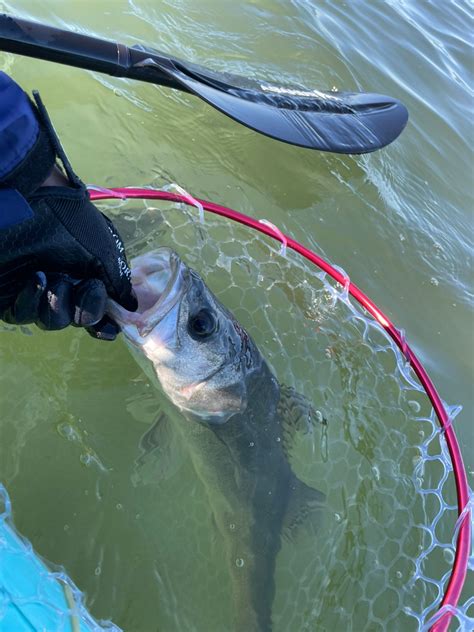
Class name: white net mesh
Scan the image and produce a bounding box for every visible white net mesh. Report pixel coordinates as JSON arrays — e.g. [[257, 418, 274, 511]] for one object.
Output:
[[108, 192, 472, 631]]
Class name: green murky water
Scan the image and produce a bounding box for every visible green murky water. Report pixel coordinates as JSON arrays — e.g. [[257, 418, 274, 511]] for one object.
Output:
[[0, 1, 472, 631]]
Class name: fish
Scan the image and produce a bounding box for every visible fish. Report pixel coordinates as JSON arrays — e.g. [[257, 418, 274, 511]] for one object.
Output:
[[108, 248, 325, 632]]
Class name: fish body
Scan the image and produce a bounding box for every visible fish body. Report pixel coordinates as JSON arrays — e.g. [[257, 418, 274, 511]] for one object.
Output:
[[108, 249, 324, 631]]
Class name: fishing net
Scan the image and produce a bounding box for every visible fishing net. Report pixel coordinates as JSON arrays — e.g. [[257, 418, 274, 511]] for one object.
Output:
[[0, 486, 118, 631], [90, 186, 471, 632], [0, 186, 470, 632]]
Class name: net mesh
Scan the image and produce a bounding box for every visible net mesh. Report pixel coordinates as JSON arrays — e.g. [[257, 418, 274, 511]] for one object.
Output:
[[0, 190, 471, 632], [108, 192, 472, 631]]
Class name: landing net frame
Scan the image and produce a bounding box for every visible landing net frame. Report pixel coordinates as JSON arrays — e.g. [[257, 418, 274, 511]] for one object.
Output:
[[89, 185, 471, 632]]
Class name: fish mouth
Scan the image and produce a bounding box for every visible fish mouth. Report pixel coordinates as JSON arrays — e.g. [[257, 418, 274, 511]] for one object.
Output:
[[107, 248, 188, 340]]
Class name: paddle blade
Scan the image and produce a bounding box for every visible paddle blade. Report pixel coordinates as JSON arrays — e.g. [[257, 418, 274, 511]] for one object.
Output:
[[138, 54, 408, 154]]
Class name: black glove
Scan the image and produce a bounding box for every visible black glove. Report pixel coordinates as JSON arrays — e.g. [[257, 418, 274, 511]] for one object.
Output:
[[0, 90, 137, 340], [0, 184, 137, 339]]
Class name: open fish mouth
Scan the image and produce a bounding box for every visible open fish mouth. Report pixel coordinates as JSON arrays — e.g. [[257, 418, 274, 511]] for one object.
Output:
[[107, 248, 188, 340]]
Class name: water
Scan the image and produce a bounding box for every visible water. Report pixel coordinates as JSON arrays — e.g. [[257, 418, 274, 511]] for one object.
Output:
[[0, 1, 472, 630]]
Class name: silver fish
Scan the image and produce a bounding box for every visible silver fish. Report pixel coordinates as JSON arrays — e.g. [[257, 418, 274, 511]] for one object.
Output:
[[108, 248, 325, 632]]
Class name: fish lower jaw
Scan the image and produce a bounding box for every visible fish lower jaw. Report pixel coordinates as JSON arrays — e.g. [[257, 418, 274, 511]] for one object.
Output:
[[120, 323, 149, 347]]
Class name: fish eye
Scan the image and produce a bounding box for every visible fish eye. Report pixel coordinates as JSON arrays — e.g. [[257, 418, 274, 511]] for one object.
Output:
[[188, 309, 217, 340]]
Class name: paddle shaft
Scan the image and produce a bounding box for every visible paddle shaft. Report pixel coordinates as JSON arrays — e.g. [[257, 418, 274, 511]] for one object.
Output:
[[0, 14, 189, 92]]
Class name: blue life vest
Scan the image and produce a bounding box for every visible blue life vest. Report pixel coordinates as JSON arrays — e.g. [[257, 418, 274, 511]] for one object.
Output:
[[0, 71, 39, 180], [0, 72, 39, 227]]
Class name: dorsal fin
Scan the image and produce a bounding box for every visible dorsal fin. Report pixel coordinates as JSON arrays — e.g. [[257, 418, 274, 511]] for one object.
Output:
[[277, 384, 328, 459], [277, 385, 327, 540]]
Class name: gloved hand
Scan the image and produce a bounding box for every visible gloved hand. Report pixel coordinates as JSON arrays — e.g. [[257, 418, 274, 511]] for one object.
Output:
[[0, 185, 137, 340], [0, 84, 136, 340]]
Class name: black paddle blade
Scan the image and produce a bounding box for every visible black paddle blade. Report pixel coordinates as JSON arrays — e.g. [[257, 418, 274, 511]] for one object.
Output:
[[143, 55, 409, 154]]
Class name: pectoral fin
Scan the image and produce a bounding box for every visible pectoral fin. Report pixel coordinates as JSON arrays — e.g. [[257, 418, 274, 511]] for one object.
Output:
[[132, 412, 183, 486], [283, 474, 326, 541]]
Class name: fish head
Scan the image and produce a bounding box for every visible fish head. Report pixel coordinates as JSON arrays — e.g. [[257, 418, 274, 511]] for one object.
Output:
[[108, 248, 262, 423]]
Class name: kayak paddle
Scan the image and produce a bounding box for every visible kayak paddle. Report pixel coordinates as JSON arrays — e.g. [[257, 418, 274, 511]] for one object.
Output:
[[0, 14, 408, 154]]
